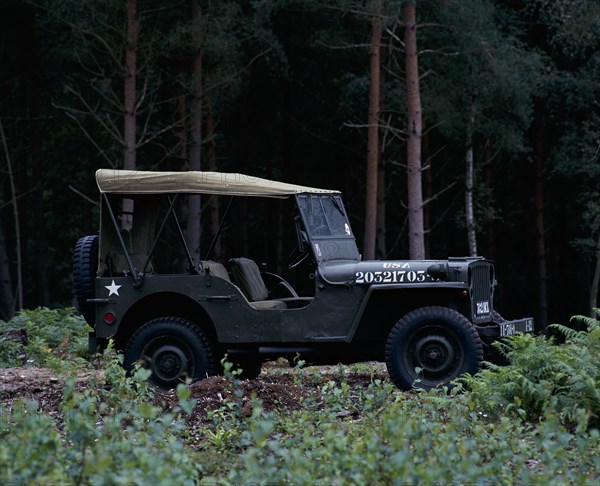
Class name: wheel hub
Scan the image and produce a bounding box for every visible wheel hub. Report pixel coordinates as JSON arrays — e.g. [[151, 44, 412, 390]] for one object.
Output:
[[151, 345, 189, 382], [414, 335, 456, 374], [426, 346, 442, 361]]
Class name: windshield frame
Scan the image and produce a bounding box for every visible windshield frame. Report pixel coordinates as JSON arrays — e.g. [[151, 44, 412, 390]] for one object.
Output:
[[295, 194, 360, 263]]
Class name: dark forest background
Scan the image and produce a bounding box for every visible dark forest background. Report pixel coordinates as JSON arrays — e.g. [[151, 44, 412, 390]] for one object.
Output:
[[1, 0, 599, 329]]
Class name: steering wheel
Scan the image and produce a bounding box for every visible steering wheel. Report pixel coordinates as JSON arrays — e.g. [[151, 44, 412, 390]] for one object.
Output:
[[287, 245, 311, 270]]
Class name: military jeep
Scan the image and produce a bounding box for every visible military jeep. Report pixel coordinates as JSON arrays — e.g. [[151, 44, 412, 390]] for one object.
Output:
[[73, 169, 534, 390]]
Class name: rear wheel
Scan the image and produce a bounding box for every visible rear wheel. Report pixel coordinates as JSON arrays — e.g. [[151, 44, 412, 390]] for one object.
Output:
[[72, 235, 98, 325], [385, 306, 483, 390], [124, 317, 217, 389]]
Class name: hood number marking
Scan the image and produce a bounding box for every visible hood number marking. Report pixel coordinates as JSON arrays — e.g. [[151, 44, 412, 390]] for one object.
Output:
[[355, 270, 426, 284]]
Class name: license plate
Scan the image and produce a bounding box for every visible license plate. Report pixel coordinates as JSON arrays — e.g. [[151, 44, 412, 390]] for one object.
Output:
[[500, 318, 534, 337]]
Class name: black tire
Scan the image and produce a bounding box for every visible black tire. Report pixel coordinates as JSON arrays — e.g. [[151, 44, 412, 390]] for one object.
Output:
[[72, 235, 99, 325], [385, 306, 483, 390], [124, 317, 217, 389]]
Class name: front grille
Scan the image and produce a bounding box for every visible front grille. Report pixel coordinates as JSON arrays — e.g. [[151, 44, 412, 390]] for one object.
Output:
[[469, 262, 494, 323]]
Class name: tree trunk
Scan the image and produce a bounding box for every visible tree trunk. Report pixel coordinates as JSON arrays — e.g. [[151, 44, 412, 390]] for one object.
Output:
[[0, 118, 22, 312], [124, 0, 138, 170], [465, 99, 477, 257], [590, 233, 600, 316], [465, 144, 477, 256], [376, 39, 388, 260], [176, 79, 188, 169], [205, 100, 222, 260], [533, 100, 548, 330], [167, 84, 189, 272], [277, 80, 293, 274], [122, 0, 138, 231], [30, 60, 49, 306], [187, 1, 203, 265], [483, 137, 496, 260], [364, 11, 382, 261], [0, 221, 15, 321], [422, 129, 431, 258], [376, 153, 387, 259], [404, 1, 425, 259]]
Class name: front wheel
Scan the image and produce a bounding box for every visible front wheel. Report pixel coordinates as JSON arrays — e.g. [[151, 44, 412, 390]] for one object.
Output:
[[124, 317, 217, 389], [385, 306, 483, 390]]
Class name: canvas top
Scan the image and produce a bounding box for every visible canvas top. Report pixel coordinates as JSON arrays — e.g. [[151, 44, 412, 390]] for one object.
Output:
[[95, 169, 340, 197]]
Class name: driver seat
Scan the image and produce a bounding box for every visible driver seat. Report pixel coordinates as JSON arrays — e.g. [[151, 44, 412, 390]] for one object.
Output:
[[229, 258, 287, 310]]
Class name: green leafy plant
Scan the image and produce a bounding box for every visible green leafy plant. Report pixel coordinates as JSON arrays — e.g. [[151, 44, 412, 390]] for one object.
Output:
[[0, 307, 89, 370], [0, 330, 26, 367], [0, 346, 201, 484], [0, 399, 68, 483], [2, 311, 600, 484], [201, 356, 248, 454], [463, 314, 600, 429], [228, 380, 599, 485]]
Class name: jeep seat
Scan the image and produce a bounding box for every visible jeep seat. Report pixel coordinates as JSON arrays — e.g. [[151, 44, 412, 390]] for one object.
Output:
[[201, 261, 231, 281], [229, 258, 287, 310]]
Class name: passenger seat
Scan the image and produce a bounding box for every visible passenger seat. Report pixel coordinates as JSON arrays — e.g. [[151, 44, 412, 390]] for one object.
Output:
[[229, 258, 287, 310]]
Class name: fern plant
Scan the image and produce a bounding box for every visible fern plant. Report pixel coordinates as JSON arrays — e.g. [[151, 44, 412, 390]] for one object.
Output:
[[570, 307, 600, 331], [0, 307, 89, 370], [463, 317, 600, 429]]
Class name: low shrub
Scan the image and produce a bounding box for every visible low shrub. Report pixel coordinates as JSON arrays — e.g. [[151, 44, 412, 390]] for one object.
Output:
[[227, 385, 599, 485], [1, 310, 599, 484], [463, 310, 600, 429], [0, 307, 89, 370], [0, 346, 200, 484]]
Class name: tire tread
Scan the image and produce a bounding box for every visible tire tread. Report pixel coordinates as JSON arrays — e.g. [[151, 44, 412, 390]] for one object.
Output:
[[385, 306, 483, 390], [72, 235, 99, 324], [124, 317, 218, 387]]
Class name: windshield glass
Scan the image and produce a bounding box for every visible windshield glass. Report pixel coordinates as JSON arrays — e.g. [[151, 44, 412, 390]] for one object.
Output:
[[297, 195, 353, 238]]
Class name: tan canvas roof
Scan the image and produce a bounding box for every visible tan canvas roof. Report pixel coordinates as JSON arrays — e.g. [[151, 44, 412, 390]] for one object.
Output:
[[96, 169, 339, 197]]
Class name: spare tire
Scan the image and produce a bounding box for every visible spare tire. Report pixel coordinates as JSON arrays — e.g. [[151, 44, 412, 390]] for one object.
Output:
[[73, 235, 98, 325]]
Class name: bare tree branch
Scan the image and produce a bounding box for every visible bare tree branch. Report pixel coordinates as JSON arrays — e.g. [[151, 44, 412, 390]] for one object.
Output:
[[59, 86, 123, 142], [54, 109, 116, 166], [204, 48, 273, 97], [422, 181, 457, 206], [0, 118, 22, 311], [69, 185, 100, 206]]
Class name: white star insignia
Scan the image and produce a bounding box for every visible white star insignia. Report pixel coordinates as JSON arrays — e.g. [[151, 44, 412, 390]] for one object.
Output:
[[105, 280, 122, 297]]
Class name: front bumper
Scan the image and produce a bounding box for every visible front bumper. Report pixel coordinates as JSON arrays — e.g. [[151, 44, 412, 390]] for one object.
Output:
[[498, 317, 535, 337], [476, 317, 535, 342]]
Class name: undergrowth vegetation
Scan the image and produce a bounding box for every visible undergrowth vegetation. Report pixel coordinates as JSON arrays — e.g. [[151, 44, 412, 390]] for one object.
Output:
[[464, 314, 600, 430], [0, 307, 89, 370], [1, 308, 599, 484]]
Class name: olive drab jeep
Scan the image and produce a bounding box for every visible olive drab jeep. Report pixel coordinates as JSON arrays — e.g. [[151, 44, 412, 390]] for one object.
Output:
[[73, 169, 534, 390]]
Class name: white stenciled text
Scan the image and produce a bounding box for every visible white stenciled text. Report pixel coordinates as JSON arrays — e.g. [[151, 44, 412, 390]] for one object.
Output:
[[355, 270, 427, 284]]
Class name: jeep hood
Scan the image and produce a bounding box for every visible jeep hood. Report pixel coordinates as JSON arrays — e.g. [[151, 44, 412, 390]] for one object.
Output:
[[320, 259, 487, 286]]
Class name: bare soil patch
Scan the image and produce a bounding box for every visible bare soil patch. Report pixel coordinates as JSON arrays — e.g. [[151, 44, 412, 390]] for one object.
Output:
[[0, 361, 390, 432]]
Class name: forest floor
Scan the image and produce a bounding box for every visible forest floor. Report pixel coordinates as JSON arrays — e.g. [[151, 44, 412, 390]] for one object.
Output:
[[0, 360, 392, 449]]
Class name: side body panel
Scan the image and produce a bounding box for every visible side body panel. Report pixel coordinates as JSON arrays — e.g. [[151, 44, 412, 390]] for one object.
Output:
[[94, 273, 368, 344]]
